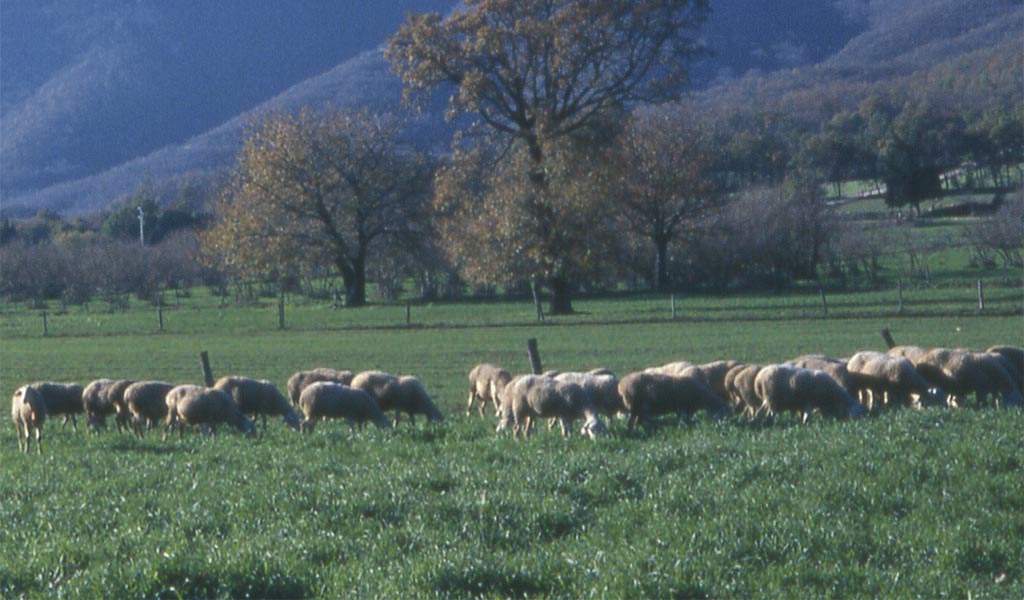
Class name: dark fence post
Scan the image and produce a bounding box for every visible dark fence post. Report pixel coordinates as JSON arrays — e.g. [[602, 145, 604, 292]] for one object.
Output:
[[42, 312, 48, 337], [200, 351, 215, 387], [671, 294, 676, 319], [406, 302, 411, 326], [526, 338, 543, 374], [897, 279, 904, 314], [881, 328, 896, 349], [158, 298, 164, 332], [977, 279, 984, 312], [531, 281, 544, 323], [278, 292, 285, 330], [819, 288, 828, 316]]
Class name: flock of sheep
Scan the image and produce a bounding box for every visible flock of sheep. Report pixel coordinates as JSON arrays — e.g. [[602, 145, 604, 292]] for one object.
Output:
[[9, 343, 1023, 454]]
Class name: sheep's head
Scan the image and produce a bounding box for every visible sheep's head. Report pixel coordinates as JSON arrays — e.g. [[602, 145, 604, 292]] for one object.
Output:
[[283, 411, 301, 432], [849, 401, 868, 419]]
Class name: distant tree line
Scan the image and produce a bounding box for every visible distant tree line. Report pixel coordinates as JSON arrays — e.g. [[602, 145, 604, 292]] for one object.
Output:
[[1, 2, 1020, 309]]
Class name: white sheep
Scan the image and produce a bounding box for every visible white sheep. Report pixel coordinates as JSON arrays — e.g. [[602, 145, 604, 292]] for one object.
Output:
[[214, 376, 301, 431], [696, 360, 744, 402], [298, 382, 392, 432], [755, 365, 865, 424], [497, 374, 606, 439], [350, 371, 445, 425], [11, 385, 46, 454], [123, 381, 175, 438], [28, 382, 83, 430], [552, 370, 625, 418], [785, 355, 856, 398], [466, 363, 513, 417], [618, 370, 730, 430], [724, 363, 763, 418], [933, 350, 1022, 408], [82, 378, 136, 432], [162, 385, 255, 441], [846, 351, 938, 410], [287, 368, 355, 406]]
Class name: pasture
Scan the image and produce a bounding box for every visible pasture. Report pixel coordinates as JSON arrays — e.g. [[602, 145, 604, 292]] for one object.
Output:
[[1, 292, 1022, 598]]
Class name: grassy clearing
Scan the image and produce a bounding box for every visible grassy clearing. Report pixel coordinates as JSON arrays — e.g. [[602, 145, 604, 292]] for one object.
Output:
[[0, 294, 1022, 597]]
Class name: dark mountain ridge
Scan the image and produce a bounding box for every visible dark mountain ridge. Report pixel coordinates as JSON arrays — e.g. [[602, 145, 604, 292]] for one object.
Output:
[[1, 0, 1019, 217]]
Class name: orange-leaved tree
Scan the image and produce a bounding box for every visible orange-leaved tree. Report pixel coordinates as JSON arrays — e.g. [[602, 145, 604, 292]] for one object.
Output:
[[386, 0, 709, 313], [200, 108, 432, 306]]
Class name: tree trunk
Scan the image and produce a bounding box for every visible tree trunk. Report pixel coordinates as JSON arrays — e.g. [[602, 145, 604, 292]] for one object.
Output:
[[336, 255, 367, 307], [653, 235, 670, 292], [547, 276, 574, 315]]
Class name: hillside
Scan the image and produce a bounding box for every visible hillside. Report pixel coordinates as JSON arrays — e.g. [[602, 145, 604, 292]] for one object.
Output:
[[1, 0, 1021, 217]]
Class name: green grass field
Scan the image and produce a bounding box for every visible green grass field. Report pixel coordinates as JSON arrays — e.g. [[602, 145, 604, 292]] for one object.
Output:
[[1, 293, 1022, 598]]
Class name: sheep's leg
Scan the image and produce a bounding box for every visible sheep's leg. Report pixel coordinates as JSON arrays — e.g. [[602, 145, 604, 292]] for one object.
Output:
[[558, 418, 570, 437], [466, 391, 478, 416], [34, 426, 42, 454], [17, 423, 26, 453]]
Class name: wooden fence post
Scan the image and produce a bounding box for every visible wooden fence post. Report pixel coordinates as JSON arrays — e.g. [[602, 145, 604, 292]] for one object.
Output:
[[42, 312, 48, 337], [977, 279, 984, 312], [819, 289, 828, 316], [199, 351, 214, 387], [526, 338, 543, 375], [158, 299, 164, 332], [897, 279, 904, 314], [278, 292, 285, 330], [405, 302, 411, 326], [531, 282, 544, 322], [671, 294, 677, 319], [881, 328, 896, 349]]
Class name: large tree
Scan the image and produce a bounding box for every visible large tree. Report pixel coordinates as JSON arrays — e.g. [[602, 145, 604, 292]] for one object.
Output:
[[386, 0, 709, 313], [200, 108, 431, 307], [614, 105, 718, 291]]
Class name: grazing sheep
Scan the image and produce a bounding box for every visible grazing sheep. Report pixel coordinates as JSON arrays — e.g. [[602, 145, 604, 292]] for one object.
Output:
[[552, 370, 625, 418], [82, 378, 136, 432], [618, 371, 730, 431], [644, 361, 696, 377], [287, 368, 355, 406], [11, 385, 45, 454], [986, 345, 1024, 390], [214, 376, 301, 431], [350, 371, 445, 425], [298, 382, 392, 432], [846, 351, 939, 410], [755, 365, 865, 424], [497, 375, 606, 439], [785, 356, 856, 397], [725, 363, 763, 417], [696, 360, 744, 402], [936, 350, 1022, 408], [162, 385, 255, 441], [466, 363, 512, 417], [124, 381, 175, 438], [28, 382, 83, 430]]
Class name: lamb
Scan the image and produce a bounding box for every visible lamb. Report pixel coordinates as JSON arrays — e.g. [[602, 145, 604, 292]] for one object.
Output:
[[618, 370, 730, 431], [846, 351, 939, 410], [162, 385, 255, 441], [298, 382, 392, 432], [287, 368, 355, 406], [724, 363, 763, 417], [82, 378, 136, 432], [214, 376, 301, 431], [350, 371, 445, 425], [755, 365, 865, 424], [123, 381, 175, 438], [497, 375, 607, 439], [466, 363, 512, 417], [552, 370, 626, 418], [27, 382, 83, 429], [11, 385, 46, 454]]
